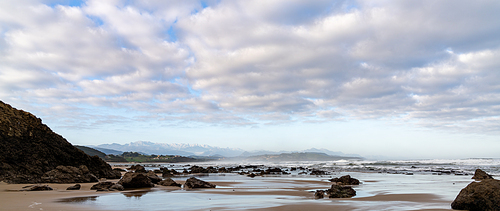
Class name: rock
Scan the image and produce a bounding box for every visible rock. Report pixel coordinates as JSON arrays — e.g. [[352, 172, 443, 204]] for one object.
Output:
[[118, 172, 154, 188], [146, 171, 162, 184], [330, 175, 360, 185], [109, 184, 124, 191], [184, 177, 216, 188], [310, 169, 328, 175], [41, 165, 98, 183], [261, 167, 289, 175], [91, 181, 115, 190], [472, 169, 494, 181], [158, 178, 181, 187], [22, 184, 53, 191], [66, 184, 81, 190], [0, 101, 121, 183], [161, 168, 178, 177], [451, 179, 500, 211], [314, 190, 325, 199], [127, 165, 147, 173], [326, 184, 356, 198]]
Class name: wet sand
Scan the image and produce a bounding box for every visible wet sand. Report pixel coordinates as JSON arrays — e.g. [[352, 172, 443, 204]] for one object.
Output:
[[0, 173, 458, 211]]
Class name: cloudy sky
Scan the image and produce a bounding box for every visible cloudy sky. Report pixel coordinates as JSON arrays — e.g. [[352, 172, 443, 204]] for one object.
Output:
[[1, 0, 500, 159]]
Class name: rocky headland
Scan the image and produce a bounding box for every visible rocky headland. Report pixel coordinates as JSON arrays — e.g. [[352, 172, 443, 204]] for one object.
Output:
[[0, 101, 120, 183]]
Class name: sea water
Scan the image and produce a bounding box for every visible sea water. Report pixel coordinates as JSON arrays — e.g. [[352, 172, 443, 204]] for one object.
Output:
[[58, 158, 499, 210]]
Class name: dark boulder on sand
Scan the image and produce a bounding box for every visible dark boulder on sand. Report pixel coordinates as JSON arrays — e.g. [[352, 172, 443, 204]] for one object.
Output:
[[128, 165, 147, 173], [0, 101, 121, 183], [314, 190, 325, 199], [451, 178, 500, 211], [329, 175, 360, 185], [184, 177, 216, 188], [118, 172, 154, 188], [22, 184, 53, 191], [158, 178, 181, 187], [91, 181, 115, 190], [66, 184, 81, 190], [41, 165, 99, 183], [326, 184, 356, 198], [472, 169, 494, 181], [146, 171, 162, 184]]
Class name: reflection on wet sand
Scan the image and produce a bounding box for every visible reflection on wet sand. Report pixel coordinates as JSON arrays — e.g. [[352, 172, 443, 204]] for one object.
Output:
[[123, 190, 150, 198], [58, 196, 98, 203]]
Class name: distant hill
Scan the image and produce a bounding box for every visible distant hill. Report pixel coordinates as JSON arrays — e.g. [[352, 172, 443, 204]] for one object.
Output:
[[301, 148, 362, 158], [238, 149, 361, 158], [246, 152, 363, 162], [94, 141, 244, 157], [91, 147, 123, 155], [75, 145, 106, 159]]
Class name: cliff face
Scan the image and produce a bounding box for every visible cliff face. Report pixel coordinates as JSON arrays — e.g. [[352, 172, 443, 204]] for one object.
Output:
[[0, 101, 120, 183]]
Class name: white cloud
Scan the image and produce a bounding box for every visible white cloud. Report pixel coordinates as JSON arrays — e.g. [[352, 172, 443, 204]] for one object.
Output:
[[1, 0, 500, 135]]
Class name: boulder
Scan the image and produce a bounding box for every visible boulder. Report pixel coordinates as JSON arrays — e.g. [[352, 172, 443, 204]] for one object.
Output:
[[184, 177, 216, 188], [91, 181, 115, 190], [66, 184, 81, 190], [330, 175, 360, 185], [326, 184, 356, 198], [158, 178, 181, 187], [146, 171, 162, 184], [472, 169, 494, 181], [41, 165, 98, 183], [132, 165, 147, 173], [109, 184, 124, 191], [22, 184, 53, 191], [0, 101, 121, 183], [451, 179, 500, 211], [314, 190, 325, 199], [118, 172, 154, 188], [161, 168, 178, 177]]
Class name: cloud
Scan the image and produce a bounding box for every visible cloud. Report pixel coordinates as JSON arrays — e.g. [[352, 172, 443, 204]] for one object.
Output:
[[1, 0, 500, 135]]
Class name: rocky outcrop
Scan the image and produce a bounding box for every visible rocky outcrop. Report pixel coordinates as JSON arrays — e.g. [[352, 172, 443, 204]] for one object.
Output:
[[41, 165, 98, 183], [451, 179, 500, 211], [326, 184, 356, 198], [91, 181, 115, 190], [161, 168, 179, 177], [66, 184, 81, 190], [0, 101, 121, 183], [314, 190, 325, 199], [146, 171, 162, 184], [109, 184, 124, 191], [118, 172, 154, 188], [471, 169, 494, 181], [158, 178, 181, 187], [184, 177, 216, 188], [330, 175, 360, 185], [90, 181, 124, 191], [128, 165, 146, 173]]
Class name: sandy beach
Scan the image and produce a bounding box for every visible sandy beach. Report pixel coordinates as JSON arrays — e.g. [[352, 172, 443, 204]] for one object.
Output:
[[0, 170, 464, 211]]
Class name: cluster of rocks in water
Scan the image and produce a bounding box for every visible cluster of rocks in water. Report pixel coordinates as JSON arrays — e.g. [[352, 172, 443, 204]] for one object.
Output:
[[315, 175, 360, 199], [155, 164, 331, 178]]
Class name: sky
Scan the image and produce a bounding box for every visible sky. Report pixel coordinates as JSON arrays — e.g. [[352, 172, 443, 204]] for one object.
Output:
[[1, 0, 500, 159]]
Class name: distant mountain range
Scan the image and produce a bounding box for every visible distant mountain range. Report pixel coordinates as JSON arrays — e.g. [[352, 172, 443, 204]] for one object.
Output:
[[90, 141, 362, 159], [245, 152, 362, 161], [92, 141, 244, 157]]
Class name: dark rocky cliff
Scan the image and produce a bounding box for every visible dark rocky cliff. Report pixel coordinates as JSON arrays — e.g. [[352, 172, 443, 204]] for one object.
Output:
[[0, 101, 120, 183]]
